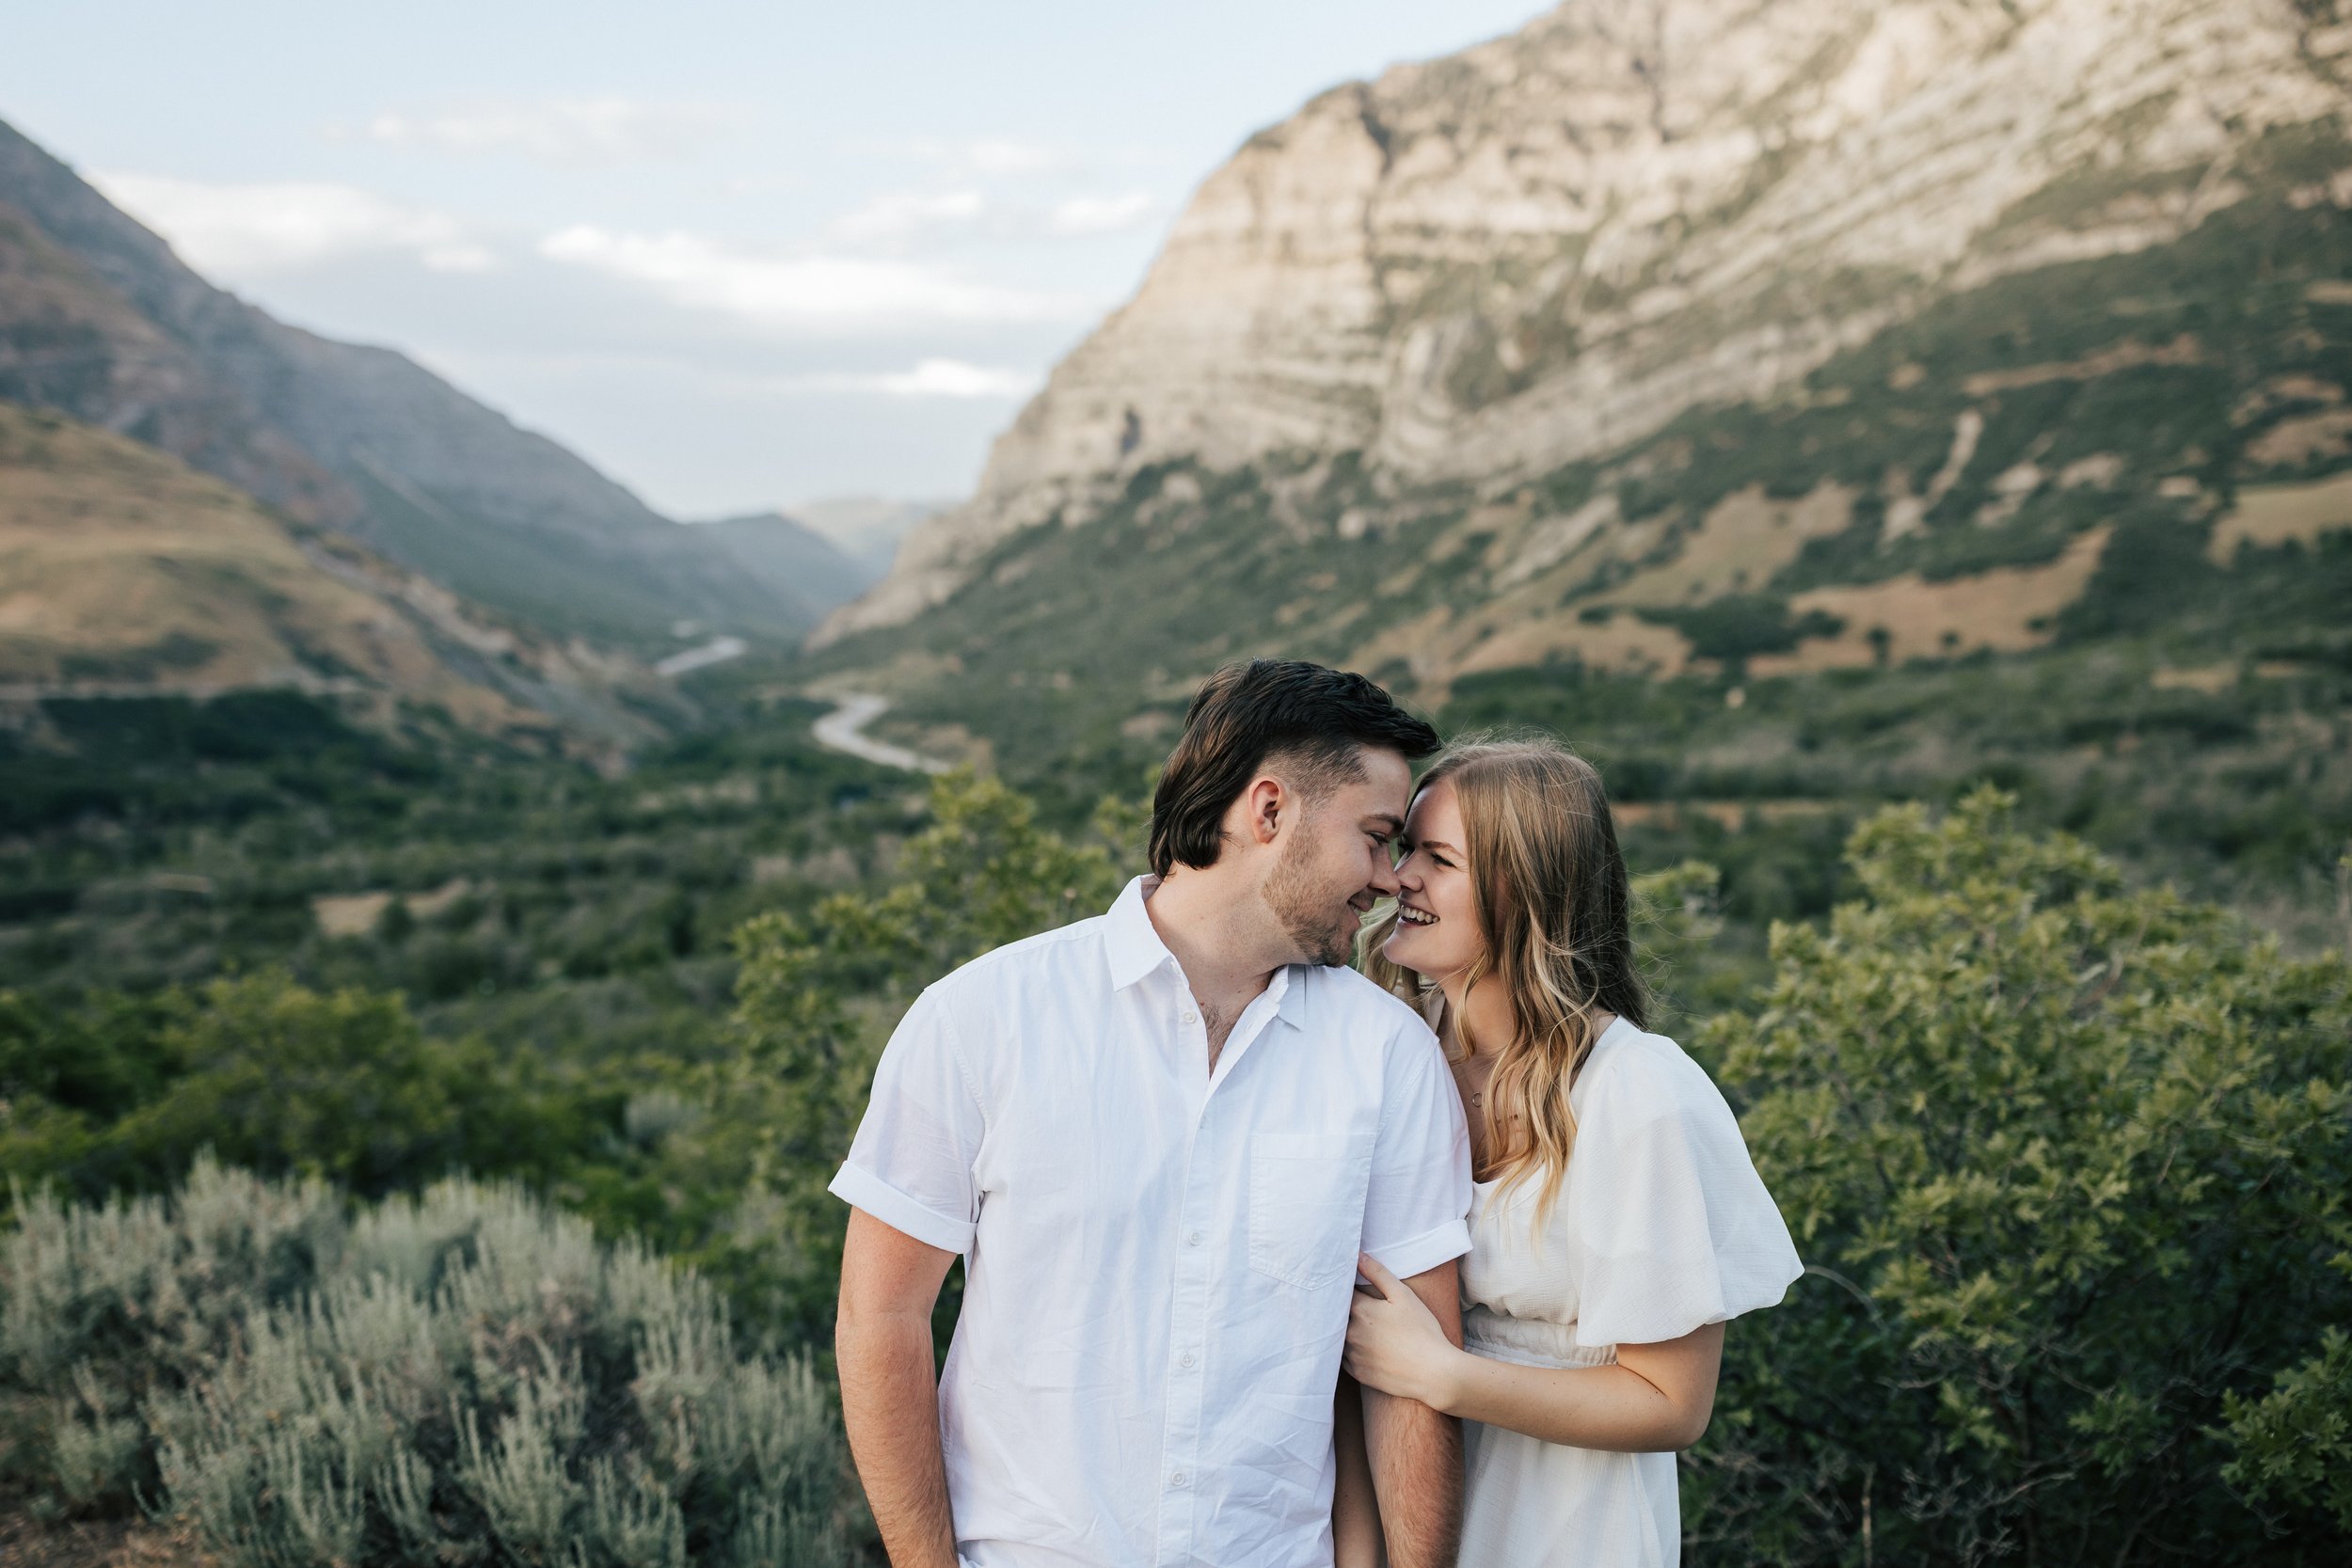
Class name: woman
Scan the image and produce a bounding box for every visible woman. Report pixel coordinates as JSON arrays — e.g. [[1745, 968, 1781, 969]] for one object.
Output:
[[1334, 737, 1801, 1567]]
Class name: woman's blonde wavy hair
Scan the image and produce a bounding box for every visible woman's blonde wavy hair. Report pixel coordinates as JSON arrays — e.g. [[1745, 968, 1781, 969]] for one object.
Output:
[[1363, 735, 1647, 1222]]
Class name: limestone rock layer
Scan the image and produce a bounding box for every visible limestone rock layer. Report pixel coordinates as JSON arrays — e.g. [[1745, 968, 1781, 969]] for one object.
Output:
[[822, 0, 2352, 641]]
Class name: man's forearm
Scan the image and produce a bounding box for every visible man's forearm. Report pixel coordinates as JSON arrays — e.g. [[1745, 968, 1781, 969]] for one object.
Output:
[[837, 1308, 959, 1568], [1332, 1373, 1388, 1568], [1362, 1385, 1462, 1568]]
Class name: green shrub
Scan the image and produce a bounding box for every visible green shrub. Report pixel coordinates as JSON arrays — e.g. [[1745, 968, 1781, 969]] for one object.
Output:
[[1634, 595, 1846, 663], [2218, 1323, 2352, 1533], [1689, 790, 2352, 1564], [2058, 504, 2214, 641], [1, 1156, 862, 1564], [1, 973, 604, 1211]]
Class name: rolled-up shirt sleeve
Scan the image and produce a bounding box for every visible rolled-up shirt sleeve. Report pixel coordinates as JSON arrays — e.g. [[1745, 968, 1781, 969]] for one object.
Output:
[[829, 985, 985, 1255], [1361, 1014, 1473, 1281]]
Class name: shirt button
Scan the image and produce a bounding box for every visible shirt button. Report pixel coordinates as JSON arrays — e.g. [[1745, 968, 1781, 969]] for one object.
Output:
[[1170, 1470, 1189, 1488], [1185, 1230, 1203, 1246], [1179, 1350, 1197, 1368], [1181, 1009, 1197, 1024]]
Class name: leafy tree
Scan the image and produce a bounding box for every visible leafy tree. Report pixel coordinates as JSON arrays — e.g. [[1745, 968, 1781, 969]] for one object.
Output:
[[2218, 1323, 2352, 1534], [1, 974, 606, 1209], [1689, 790, 2352, 1564]]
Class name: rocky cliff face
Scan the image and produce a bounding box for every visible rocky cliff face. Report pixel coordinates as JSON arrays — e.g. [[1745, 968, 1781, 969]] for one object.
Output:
[[823, 0, 2352, 641]]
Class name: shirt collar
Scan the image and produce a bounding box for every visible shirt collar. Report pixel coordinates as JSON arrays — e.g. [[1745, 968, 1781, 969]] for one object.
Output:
[[1273, 965, 1311, 1033], [1103, 875, 1315, 1032], [1104, 875, 1176, 990]]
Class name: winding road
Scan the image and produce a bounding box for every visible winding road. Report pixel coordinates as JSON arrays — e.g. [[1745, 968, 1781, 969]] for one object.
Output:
[[651, 636, 750, 678], [812, 692, 951, 774]]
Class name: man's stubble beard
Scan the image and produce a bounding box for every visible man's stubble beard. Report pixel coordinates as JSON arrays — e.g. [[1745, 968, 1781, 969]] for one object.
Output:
[[1262, 825, 1359, 969]]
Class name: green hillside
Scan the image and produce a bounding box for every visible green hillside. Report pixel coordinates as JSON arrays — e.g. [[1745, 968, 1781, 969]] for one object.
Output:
[[804, 126, 2352, 939]]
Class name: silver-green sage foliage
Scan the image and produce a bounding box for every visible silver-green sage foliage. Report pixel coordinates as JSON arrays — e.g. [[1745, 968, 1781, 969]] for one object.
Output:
[[0, 1156, 858, 1566]]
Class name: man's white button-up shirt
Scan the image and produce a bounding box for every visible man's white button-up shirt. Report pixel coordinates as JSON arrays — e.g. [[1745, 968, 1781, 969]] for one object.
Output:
[[831, 876, 1472, 1568]]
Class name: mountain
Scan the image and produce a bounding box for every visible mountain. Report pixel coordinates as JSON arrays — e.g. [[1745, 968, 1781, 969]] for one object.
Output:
[[0, 401, 674, 746], [0, 194, 351, 531], [786, 496, 948, 581], [812, 0, 2352, 725], [0, 116, 810, 647], [684, 511, 877, 622]]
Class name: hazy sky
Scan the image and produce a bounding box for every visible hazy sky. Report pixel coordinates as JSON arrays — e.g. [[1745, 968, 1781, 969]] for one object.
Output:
[[2, 1, 1542, 517]]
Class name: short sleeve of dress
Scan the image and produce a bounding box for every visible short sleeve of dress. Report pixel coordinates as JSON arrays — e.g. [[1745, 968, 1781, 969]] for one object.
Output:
[[1567, 1037, 1802, 1349]]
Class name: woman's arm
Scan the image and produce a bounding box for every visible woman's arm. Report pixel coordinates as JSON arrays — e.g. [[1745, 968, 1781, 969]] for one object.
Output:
[[1344, 1254, 1724, 1452], [1433, 1323, 1722, 1450], [1331, 1371, 1387, 1568]]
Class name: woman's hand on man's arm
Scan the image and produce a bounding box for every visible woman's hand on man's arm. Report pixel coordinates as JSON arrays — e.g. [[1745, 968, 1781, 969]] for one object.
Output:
[[1345, 1251, 1724, 1454]]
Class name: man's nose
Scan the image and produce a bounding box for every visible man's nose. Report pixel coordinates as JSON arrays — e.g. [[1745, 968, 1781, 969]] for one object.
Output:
[[1370, 851, 1402, 896]]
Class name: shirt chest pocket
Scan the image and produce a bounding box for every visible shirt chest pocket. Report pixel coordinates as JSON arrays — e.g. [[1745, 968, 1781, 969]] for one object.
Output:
[[1248, 1132, 1375, 1290]]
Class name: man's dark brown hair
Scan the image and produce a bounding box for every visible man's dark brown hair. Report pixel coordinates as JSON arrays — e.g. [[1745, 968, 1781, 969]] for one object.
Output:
[[1148, 659, 1439, 877]]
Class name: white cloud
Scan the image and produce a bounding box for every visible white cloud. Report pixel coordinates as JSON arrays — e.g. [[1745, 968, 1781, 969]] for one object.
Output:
[[886, 135, 1174, 181], [346, 97, 741, 166], [722, 358, 1039, 400], [827, 188, 986, 245], [962, 137, 1066, 177], [872, 359, 1039, 398], [537, 224, 1083, 332], [429, 351, 1041, 403], [895, 135, 1072, 177], [92, 172, 495, 277], [1047, 190, 1159, 236], [823, 186, 1161, 250]]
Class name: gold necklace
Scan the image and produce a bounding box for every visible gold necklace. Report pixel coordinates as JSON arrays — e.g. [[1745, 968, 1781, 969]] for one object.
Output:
[[1453, 1053, 1496, 1111]]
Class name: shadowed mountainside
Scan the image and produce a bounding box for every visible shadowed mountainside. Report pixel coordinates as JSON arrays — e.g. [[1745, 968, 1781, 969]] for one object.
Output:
[[0, 117, 828, 648], [687, 512, 881, 627]]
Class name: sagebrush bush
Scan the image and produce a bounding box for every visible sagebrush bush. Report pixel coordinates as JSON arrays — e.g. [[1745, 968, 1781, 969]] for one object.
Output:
[[0, 1155, 861, 1565]]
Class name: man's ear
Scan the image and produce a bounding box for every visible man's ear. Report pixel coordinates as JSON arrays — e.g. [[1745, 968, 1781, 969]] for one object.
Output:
[[1243, 774, 1287, 848]]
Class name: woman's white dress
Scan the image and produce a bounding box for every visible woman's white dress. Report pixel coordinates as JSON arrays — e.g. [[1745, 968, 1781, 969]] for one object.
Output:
[[1454, 1014, 1803, 1567]]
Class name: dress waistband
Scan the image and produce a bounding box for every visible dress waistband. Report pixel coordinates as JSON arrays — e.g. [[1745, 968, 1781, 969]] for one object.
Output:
[[1462, 1307, 1617, 1370]]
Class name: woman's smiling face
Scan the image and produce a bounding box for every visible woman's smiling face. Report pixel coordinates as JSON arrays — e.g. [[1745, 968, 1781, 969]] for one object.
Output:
[[1383, 775, 1482, 984]]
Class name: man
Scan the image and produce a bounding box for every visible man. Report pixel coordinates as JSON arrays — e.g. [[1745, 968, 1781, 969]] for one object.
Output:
[[832, 658, 1472, 1568]]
